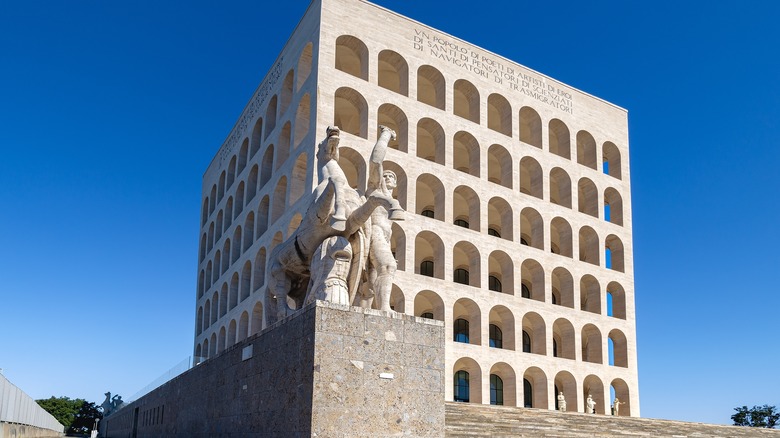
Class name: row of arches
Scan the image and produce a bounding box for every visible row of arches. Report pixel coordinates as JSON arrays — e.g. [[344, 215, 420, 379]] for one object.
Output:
[[200, 217, 628, 320], [199, 262, 628, 350], [195, 301, 264, 360], [199, 151, 309, 263], [408, 225, 624, 285], [334, 35, 622, 178], [201, 97, 311, 229], [199, 207, 628, 315], [334, 127, 624, 224], [201, 41, 314, 227], [334, 102, 623, 225], [411, 235, 627, 309], [448, 299, 628, 367], [452, 359, 631, 416]]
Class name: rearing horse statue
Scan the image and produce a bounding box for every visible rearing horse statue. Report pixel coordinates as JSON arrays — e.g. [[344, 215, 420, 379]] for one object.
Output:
[[265, 127, 400, 324]]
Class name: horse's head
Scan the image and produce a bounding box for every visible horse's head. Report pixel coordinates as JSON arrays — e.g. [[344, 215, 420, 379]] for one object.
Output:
[[318, 126, 341, 162]]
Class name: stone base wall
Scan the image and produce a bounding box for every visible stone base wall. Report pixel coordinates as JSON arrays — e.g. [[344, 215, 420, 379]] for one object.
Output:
[[102, 301, 445, 437], [0, 423, 62, 438]]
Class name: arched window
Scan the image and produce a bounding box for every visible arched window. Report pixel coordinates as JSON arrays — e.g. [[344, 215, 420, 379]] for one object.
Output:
[[454, 268, 470, 285], [378, 49, 408, 95], [454, 370, 470, 402], [453, 131, 480, 177], [489, 324, 503, 348], [487, 94, 512, 137], [264, 98, 277, 140], [378, 105, 409, 154], [280, 69, 294, 117], [420, 260, 434, 277], [577, 130, 598, 170], [420, 312, 434, 319], [548, 119, 570, 159], [453, 79, 480, 123], [417, 65, 445, 110], [490, 374, 504, 406], [519, 106, 542, 148], [454, 219, 469, 228], [421, 209, 434, 218], [602, 142, 622, 179], [522, 330, 531, 353], [521, 283, 531, 299], [523, 378, 533, 408], [416, 118, 445, 164], [488, 228, 501, 237], [519, 156, 543, 198], [335, 35, 368, 80], [488, 275, 502, 292], [553, 339, 559, 357], [454, 318, 470, 343], [334, 87, 368, 138], [297, 43, 312, 91]]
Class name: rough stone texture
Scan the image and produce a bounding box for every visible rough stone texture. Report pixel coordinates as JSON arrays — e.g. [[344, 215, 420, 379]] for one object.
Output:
[[445, 402, 780, 437], [0, 423, 62, 438], [102, 302, 444, 437], [311, 302, 445, 437]]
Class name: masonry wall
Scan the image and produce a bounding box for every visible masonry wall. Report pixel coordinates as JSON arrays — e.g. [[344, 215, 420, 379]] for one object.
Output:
[[103, 301, 445, 437], [0, 423, 62, 438]]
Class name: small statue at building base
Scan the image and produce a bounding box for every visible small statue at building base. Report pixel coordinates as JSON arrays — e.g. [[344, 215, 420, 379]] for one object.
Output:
[[586, 394, 596, 414], [557, 391, 566, 412], [266, 125, 403, 324], [612, 397, 623, 416]]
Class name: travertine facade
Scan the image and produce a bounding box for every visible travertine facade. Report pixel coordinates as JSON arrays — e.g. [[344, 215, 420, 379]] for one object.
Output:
[[194, 0, 639, 417]]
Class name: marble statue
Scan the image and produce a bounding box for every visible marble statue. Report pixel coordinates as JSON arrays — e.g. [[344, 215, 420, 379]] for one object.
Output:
[[612, 397, 623, 416], [586, 394, 595, 414], [557, 391, 566, 412], [266, 126, 403, 324], [360, 125, 403, 311]]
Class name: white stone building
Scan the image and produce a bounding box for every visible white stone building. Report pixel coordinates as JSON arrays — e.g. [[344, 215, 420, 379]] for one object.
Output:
[[193, 0, 639, 416]]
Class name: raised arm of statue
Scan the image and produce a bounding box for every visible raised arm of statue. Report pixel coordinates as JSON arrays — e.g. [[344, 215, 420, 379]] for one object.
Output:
[[367, 125, 396, 195]]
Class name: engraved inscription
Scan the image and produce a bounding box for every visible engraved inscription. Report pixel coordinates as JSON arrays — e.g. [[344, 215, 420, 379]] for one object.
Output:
[[413, 30, 573, 114], [217, 57, 285, 168]]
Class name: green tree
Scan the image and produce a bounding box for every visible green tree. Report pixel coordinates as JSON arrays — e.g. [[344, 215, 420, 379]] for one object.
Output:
[[36, 396, 103, 435], [70, 401, 103, 435], [732, 405, 780, 428]]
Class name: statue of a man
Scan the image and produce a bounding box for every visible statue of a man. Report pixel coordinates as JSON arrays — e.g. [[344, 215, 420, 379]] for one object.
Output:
[[362, 125, 403, 311], [613, 397, 623, 416], [586, 394, 595, 414], [557, 391, 566, 412]]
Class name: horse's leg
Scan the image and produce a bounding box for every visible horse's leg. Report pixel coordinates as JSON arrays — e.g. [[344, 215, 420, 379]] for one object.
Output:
[[266, 259, 292, 324]]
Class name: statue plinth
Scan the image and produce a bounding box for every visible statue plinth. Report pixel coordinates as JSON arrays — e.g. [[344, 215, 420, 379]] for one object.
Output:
[[102, 301, 445, 437]]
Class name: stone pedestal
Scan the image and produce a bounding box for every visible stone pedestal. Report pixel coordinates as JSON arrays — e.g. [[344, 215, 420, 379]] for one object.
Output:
[[102, 301, 445, 437], [312, 302, 445, 436]]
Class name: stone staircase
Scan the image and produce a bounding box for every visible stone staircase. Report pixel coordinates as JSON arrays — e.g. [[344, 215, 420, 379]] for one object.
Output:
[[445, 402, 780, 437]]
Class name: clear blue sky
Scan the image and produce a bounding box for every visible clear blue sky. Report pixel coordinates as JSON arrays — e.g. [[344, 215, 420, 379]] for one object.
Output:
[[1, 0, 778, 426]]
